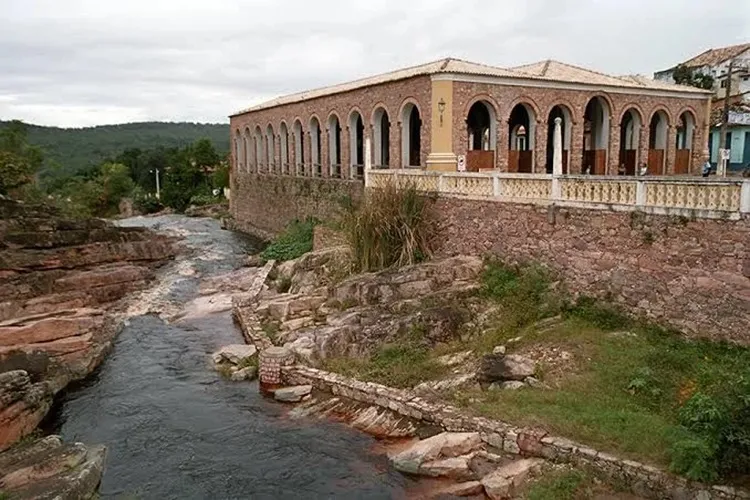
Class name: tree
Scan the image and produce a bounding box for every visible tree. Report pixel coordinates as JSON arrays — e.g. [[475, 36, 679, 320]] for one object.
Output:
[[191, 138, 220, 169], [673, 64, 715, 90], [0, 120, 44, 194]]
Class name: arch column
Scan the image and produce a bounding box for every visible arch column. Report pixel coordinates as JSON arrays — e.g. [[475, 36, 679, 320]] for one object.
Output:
[[638, 126, 649, 174], [289, 133, 297, 175], [570, 121, 584, 174], [306, 131, 312, 176], [389, 120, 399, 170], [609, 123, 621, 175], [666, 125, 678, 175], [534, 120, 546, 174], [274, 134, 281, 174], [342, 125, 351, 179], [321, 128, 329, 177]]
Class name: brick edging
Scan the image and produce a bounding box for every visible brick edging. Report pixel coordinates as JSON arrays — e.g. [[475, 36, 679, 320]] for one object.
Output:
[[281, 364, 749, 500]]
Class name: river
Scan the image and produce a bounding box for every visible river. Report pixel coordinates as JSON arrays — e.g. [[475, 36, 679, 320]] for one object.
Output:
[[44, 215, 416, 499]]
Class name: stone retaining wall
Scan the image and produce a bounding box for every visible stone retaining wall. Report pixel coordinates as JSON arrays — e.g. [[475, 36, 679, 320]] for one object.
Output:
[[281, 364, 749, 500], [434, 199, 750, 345], [230, 174, 363, 236]]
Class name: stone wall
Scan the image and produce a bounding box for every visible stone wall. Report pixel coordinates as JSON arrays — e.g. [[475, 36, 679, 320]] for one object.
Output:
[[281, 364, 748, 500], [432, 198, 750, 344], [230, 173, 363, 236]]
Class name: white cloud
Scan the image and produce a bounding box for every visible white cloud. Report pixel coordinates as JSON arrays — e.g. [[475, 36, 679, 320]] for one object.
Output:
[[0, 0, 747, 127]]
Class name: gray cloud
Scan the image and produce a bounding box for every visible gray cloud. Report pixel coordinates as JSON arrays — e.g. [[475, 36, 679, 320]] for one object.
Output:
[[1, 0, 748, 127]]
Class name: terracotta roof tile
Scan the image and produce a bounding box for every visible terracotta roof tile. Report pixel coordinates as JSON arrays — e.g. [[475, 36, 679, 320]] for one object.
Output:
[[683, 43, 750, 68], [233, 57, 709, 116]]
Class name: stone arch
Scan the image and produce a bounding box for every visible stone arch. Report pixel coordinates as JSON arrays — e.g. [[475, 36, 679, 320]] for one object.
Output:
[[464, 94, 501, 123], [507, 101, 537, 173], [616, 103, 646, 124], [293, 118, 305, 175], [371, 105, 391, 168], [618, 107, 643, 175], [649, 107, 673, 127], [399, 98, 422, 167], [265, 124, 275, 173], [254, 126, 264, 172], [309, 115, 322, 176], [505, 96, 542, 125], [466, 99, 498, 151], [647, 109, 669, 174], [580, 92, 615, 121], [545, 104, 574, 173], [242, 126, 251, 173], [279, 121, 290, 175], [675, 109, 697, 174], [581, 96, 611, 174], [327, 112, 343, 177], [348, 108, 365, 178], [234, 129, 243, 173]]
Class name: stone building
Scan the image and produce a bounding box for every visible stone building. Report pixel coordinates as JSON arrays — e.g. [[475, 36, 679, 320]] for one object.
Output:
[[229, 57, 712, 179]]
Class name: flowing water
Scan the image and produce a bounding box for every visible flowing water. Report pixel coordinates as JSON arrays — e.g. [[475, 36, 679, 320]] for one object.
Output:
[[45, 215, 416, 499]]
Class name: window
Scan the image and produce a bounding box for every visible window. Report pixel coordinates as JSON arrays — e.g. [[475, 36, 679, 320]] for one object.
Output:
[[720, 80, 728, 88]]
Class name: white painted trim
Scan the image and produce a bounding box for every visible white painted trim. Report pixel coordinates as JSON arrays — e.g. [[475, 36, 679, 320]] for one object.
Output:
[[431, 73, 709, 100]]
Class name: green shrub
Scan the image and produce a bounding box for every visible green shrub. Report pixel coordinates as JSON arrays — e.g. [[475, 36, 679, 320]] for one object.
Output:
[[566, 295, 631, 331], [131, 186, 163, 214], [670, 378, 750, 482], [189, 192, 218, 206], [481, 259, 555, 326], [260, 218, 318, 262], [340, 182, 435, 272]]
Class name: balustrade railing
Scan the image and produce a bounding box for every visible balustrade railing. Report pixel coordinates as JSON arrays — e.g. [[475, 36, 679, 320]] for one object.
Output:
[[365, 169, 749, 218]]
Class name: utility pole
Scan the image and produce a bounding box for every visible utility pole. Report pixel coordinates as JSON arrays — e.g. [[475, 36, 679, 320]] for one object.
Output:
[[154, 168, 161, 199], [719, 58, 734, 177]]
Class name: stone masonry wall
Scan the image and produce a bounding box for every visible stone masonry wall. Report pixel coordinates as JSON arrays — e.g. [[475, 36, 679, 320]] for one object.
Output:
[[230, 174, 364, 237], [432, 198, 750, 344]]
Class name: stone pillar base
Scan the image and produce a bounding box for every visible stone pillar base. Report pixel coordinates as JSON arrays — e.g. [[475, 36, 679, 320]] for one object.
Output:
[[426, 152, 457, 172], [259, 346, 294, 394]]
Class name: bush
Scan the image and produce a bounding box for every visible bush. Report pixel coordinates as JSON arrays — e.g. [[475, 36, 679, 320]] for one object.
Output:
[[189, 192, 218, 206], [131, 186, 163, 214], [670, 377, 750, 482], [260, 218, 318, 262], [481, 259, 555, 326], [565, 295, 631, 331], [340, 182, 435, 272]]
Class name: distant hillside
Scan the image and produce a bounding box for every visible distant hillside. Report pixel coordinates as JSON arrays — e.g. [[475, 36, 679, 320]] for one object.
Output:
[[0, 121, 229, 179]]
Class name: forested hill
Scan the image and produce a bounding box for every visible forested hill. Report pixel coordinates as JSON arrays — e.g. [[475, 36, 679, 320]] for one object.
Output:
[[0, 121, 229, 179]]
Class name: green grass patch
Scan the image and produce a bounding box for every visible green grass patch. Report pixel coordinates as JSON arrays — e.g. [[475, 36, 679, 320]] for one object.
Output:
[[525, 469, 589, 500], [456, 259, 750, 482], [260, 217, 318, 262]]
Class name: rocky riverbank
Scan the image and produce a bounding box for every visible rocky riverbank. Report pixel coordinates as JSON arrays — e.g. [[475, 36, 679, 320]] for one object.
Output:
[[0, 198, 178, 498], [230, 245, 750, 500]]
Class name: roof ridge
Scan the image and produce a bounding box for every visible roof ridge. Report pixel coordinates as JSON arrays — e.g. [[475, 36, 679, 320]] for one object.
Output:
[[541, 59, 552, 76]]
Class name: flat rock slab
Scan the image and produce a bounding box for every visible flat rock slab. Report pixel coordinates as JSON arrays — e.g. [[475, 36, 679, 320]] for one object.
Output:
[[431, 480, 484, 498], [390, 432, 482, 475], [419, 456, 475, 481], [211, 344, 257, 365], [274, 385, 312, 403], [481, 458, 544, 500]]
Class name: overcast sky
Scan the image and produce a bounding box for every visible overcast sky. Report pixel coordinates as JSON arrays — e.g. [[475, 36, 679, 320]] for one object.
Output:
[[1, 0, 748, 128]]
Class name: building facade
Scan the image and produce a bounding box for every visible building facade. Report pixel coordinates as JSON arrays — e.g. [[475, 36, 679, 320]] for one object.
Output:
[[230, 58, 711, 181]]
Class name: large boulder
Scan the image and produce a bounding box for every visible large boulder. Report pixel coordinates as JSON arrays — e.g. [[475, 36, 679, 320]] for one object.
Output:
[[211, 344, 257, 366], [389, 432, 482, 475], [274, 385, 312, 403], [480, 458, 544, 500], [480, 354, 536, 382], [0, 435, 106, 500]]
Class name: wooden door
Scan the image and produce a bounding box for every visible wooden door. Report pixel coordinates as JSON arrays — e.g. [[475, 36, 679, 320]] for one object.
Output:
[[562, 151, 569, 174], [621, 150, 637, 175], [518, 151, 533, 173], [583, 150, 606, 174], [467, 150, 495, 172], [508, 150, 519, 173], [674, 149, 691, 175], [648, 149, 664, 175]]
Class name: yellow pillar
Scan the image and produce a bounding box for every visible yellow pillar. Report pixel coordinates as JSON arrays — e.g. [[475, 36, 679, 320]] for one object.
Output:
[[426, 79, 457, 171]]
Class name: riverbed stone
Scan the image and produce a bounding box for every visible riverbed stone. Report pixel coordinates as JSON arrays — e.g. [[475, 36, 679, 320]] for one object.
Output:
[[390, 432, 482, 474], [432, 480, 484, 497], [274, 385, 312, 403], [480, 353, 536, 382], [480, 458, 544, 500], [230, 366, 258, 381], [418, 456, 475, 480], [211, 344, 257, 366]]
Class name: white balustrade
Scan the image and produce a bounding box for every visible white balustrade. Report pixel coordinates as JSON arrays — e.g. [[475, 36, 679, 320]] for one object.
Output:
[[364, 169, 749, 219]]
